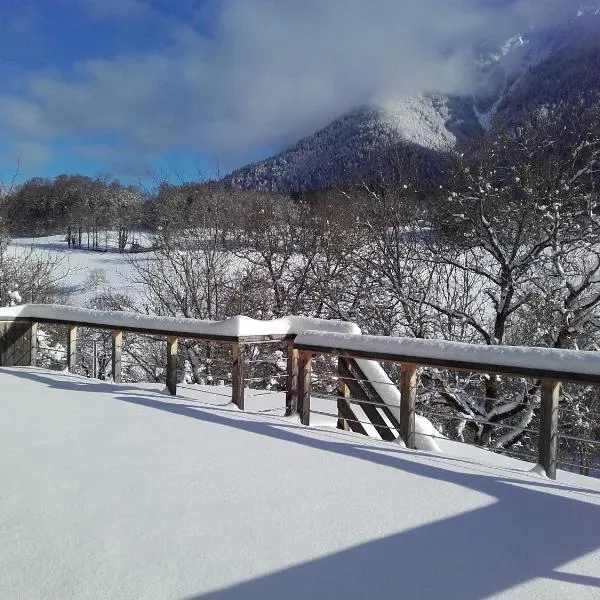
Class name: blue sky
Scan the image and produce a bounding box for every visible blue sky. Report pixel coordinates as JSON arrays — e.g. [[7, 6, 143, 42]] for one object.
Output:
[[0, 0, 567, 186]]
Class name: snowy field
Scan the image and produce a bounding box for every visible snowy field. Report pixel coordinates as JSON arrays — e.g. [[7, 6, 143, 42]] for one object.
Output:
[[9, 234, 147, 305], [1, 366, 599, 600]]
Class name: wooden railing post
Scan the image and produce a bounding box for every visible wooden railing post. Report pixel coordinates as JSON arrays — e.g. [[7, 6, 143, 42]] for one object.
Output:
[[539, 378, 560, 479], [231, 342, 245, 410], [337, 357, 350, 431], [166, 336, 178, 396], [67, 325, 77, 373], [112, 330, 123, 383], [285, 339, 299, 416], [30, 322, 38, 367], [297, 351, 313, 426], [400, 363, 417, 449]]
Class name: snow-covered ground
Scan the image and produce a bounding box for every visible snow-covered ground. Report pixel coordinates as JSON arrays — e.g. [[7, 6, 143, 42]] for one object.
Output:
[[9, 234, 146, 305], [1, 366, 599, 600]]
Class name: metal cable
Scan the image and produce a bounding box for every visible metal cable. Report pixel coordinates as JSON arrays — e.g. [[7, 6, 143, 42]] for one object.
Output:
[[417, 408, 539, 435], [558, 434, 600, 447]]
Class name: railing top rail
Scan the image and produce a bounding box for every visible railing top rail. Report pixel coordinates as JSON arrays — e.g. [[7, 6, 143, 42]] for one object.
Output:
[[295, 331, 600, 384], [0, 304, 359, 343]]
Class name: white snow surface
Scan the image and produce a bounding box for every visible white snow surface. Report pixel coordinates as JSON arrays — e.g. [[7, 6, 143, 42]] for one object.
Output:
[[1, 367, 599, 600], [376, 95, 456, 150], [0, 304, 360, 338], [297, 331, 600, 381], [8, 233, 145, 306]]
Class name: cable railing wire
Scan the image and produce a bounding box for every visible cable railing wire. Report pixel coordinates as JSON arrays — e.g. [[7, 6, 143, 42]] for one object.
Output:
[[559, 406, 600, 419], [485, 446, 538, 461], [556, 460, 600, 475], [426, 394, 540, 410], [310, 410, 394, 431], [558, 433, 600, 447], [243, 374, 288, 383], [417, 408, 540, 436], [322, 374, 399, 387], [413, 431, 538, 461], [311, 392, 390, 409], [333, 381, 547, 410]]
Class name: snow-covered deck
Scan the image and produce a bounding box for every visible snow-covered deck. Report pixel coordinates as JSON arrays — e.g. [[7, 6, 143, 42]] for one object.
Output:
[[1, 367, 599, 599]]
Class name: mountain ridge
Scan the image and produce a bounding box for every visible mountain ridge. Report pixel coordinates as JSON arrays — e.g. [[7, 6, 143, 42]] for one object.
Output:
[[224, 6, 600, 192]]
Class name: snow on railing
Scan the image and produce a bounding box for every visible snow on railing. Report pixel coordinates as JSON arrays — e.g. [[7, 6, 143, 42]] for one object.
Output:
[[0, 304, 360, 341], [294, 331, 600, 383]]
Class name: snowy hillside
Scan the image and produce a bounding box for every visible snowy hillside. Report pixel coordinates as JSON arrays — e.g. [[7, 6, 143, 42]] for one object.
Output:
[[226, 6, 600, 192], [483, 4, 600, 123], [2, 366, 600, 599], [224, 97, 475, 192]]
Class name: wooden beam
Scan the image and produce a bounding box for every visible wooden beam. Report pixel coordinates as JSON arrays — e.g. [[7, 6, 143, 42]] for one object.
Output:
[[336, 392, 368, 436], [337, 357, 350, 431], [12, 322, 23, 366], [30, 322, 38, 367], [8, 316, 291, 345], [297, 351, 312, 426], [285, 339, 299, 416], [67, 325, 77, 373], [166, 336, 178, 396], [112, 330, 123, 383], [231, 342, 245, 410], [338, 358, 397, 441], [539, 378, 560, 479], [0, 322, 10, 366], [0, 322, 6, 366], [293, 342, 600, 385], [400, 363, 417, 449], [347, 358, 401, 431]]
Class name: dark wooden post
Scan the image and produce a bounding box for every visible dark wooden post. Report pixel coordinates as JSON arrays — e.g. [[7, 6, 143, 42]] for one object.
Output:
[[112, 330, 123, 383], [166, 336, 178, 396], [231, 342, 245, 410], [0, 322, 12, 366], [30, 322, 38, 367], [67, 325, 77, 372], [400, 363, 417, 449], [337, 357, 350, 431], [285, 339, 299, 416], [539, 378, 560, 479], [0, 322, 10, 366], [297, 351, 313, 426]]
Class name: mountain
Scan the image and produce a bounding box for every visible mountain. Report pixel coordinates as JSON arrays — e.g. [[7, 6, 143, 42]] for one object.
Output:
[[225, 6, 600, 193], [224, 96, 479, 192], [476, 5, 600, 124]]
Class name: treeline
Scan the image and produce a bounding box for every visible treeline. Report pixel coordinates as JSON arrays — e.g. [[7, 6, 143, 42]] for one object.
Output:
[[0, 175, 150, 252]]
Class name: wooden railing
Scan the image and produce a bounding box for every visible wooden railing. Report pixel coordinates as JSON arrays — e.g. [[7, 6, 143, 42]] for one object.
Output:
[[294, 331, 600, 480], [2, 305, 600, 480], [0, 305, 358, 412]]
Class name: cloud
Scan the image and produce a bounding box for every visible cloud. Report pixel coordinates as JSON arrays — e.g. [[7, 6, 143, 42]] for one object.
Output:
[[0, 0, 582, 171], [1, 140, 54, 170], [0, 97, 52, 138]]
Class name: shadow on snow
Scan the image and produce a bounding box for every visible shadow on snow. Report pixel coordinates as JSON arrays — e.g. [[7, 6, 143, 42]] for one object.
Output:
[[4, 367, 600, 600]]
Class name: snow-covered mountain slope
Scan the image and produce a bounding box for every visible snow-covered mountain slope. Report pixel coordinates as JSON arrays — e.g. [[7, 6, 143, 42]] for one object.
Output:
[[225, 6, 600, 192], [224, 96, 477, 192], [480, 4, 600, 124]]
